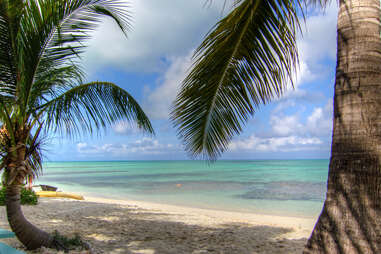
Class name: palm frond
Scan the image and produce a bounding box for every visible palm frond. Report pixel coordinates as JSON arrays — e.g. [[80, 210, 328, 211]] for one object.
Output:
[[28, 64, 85, 115], [171, 0, 302, 160], [25, 124, 45, 179], [0, 1, 22, 97], [0, 127, 45, 181], [41, 82, 154, 137], [17, 0, 131, 117], [0, 0, 153, 180]]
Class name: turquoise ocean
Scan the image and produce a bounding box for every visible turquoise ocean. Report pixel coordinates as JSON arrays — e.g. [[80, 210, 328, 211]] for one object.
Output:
[[36, 160, 328, 218]]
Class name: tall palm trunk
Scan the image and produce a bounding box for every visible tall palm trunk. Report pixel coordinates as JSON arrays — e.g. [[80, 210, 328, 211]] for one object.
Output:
[[6, 183, 54, 250], [304, 0, 381, 253], [4, 144, 55, 250]]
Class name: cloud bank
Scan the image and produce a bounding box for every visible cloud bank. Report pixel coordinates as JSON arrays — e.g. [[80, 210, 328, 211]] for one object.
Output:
[[83, 0, 232, 73]]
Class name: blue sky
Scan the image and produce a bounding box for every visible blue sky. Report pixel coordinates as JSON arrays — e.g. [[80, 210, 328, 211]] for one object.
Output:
[[47, 0, 338, 161]]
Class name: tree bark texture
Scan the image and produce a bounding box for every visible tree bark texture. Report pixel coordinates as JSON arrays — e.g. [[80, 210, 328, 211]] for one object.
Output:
[[304, 0, 381, 253], [4, 142, 54, 250], [5, 184, 54, 250]]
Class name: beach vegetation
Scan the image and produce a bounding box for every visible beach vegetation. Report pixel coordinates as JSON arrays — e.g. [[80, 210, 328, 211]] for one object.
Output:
[[0, 186, 38, 206], [52, 230, 89, 252], [20, 186, 39, 205], [0, 0, 153, 250], [172, 0, 381, 252]]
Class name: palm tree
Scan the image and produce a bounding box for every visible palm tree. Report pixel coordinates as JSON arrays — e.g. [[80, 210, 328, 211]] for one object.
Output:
[[171, 0, 381, 253], [0, 0, 153, 250]]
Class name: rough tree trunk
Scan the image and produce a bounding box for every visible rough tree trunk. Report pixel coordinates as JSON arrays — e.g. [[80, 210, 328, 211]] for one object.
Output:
[[304, 0, 381, 253], [5, 183, 54, 250], [4, 142, 55, 250]]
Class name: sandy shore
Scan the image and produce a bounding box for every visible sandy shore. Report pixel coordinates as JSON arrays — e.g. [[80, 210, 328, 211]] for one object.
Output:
[[0, 196, 316, 253]]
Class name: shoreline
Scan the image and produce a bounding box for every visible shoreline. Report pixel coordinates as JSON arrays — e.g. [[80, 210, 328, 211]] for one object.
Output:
[[0, 195, 316, 253], [83, 191, 321, 219], [40, 183, 322, 219], [85, 195, 316, 239]]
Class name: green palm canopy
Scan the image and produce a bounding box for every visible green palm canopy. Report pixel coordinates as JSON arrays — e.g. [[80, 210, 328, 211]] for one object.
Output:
[[171, 0, 304, 160], [0, 0, 153, 249], [0, 0, 153, 181]]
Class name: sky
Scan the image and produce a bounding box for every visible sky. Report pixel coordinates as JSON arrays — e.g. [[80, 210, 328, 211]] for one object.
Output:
[[47, 0, 339, 161]]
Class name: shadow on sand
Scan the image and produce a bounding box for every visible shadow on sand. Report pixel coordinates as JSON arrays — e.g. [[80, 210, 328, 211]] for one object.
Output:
[[0, 199, 308, 254]]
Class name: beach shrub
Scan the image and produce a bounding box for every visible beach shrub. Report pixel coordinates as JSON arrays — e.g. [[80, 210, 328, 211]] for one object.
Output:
[[0, 186, 38, 206], [52, 230, 90, 252], [20, 187, 38, 205]]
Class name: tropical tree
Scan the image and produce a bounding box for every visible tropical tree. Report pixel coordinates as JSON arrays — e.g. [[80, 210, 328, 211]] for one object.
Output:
[[0, 0, 153, 250], [172, 0, 381, 253]]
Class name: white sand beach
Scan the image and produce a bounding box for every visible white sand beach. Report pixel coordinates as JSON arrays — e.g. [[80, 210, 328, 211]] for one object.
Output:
[[0, 196, 316, 253]]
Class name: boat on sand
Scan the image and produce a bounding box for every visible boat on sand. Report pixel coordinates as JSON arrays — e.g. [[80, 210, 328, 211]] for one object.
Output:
[[36, 191, 84, 200]]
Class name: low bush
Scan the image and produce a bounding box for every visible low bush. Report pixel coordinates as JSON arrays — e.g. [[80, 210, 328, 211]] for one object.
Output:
[[0, 186, 38, 205], [52, 230, 90, 252]]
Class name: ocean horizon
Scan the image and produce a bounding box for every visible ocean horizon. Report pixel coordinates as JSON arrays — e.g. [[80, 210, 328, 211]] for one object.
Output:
[[36, 159, 329, 218]]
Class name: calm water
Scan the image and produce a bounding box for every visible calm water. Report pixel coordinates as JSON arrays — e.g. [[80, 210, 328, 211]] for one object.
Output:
[[36, 160, 329, 218]]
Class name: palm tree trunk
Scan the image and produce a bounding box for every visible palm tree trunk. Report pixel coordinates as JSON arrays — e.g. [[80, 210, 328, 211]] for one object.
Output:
[[4, 144, 56, 251], [6, 184, 54, 250], [304, 0, 381, 253]]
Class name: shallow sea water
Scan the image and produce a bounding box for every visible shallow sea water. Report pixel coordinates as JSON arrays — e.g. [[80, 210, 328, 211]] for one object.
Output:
[[36, 160, 329, 218]]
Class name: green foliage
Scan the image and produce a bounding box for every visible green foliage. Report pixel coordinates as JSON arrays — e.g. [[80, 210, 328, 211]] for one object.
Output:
[[20, 186, 38, 205], [0, 0, 154, 183], [0, 0, 153, 250], [52, 230, 89, 252], [171, 0, 303, 160], [0, 186, 38, 206], [44, 81, 154, 137]]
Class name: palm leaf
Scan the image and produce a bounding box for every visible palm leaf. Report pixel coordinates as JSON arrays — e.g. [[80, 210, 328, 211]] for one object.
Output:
[[25, 123, 45, 179], [0, 0, 153, 185], [17, 0, 131, 117], [41, 82, 154, 137], [0, 0, 21, 97], [171, 0, 302, 159], [28, 64, 85, 115]]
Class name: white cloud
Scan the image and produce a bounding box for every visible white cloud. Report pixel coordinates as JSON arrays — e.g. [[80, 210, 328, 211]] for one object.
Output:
[[270, 100, 333, 138], [113, 121, 143, 135], [127, 138, 175, 154], [76, 142, 125, 154], [232, 99, 333, 153], [229, 135, 322, 152], [270, 114, 304, 137], [81, 0, 337, 76], [282, 2, 338, 97], [142, 2, 337, 120], [306, 99, 333, 136], [77, 142, 88, 150], [285, 60, 315, 92], [89, 1, 337, 122], [76, 138, 178, 157], [272, 100, 297, 114], [299, 4, 338, 64], [82, 0, 231, 73], [143, 52, 193, 119]]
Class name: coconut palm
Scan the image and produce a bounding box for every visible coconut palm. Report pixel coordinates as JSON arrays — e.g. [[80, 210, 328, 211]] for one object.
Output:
[[172, 0, 381, 253], [0, 0, 153, 250]]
